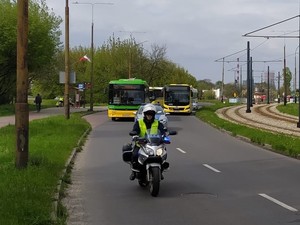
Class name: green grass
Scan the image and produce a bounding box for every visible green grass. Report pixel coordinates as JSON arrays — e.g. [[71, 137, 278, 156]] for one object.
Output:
[[0, 114, 90, 225], [0, 99, 57, 116], [277, 103, 300, 117], [196, 101, 300, 158]]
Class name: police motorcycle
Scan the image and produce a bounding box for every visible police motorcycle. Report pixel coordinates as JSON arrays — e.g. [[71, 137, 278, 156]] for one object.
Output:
[[122, 129, 176, 197]]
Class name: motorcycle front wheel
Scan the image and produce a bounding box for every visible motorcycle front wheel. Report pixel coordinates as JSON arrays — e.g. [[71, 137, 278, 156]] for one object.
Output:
[[149, 167, 160, 197]]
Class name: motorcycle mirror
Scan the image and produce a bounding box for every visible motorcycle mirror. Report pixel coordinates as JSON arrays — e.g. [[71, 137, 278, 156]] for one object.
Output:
[[137, 137, 147, 144], [129, 131, 138, 136]]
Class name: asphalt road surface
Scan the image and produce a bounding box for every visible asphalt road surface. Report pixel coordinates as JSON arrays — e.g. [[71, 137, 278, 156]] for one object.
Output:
[[64, 112, 300, 225]]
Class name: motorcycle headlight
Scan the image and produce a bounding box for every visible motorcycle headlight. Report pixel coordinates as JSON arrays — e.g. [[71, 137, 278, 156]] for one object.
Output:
[[146, 147, 154, 155], [156, 148, 163, 156]]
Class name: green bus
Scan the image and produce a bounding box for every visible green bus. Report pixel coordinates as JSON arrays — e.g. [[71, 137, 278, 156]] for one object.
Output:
[[108, 78, 149, 120], [163, 84, 194, 114]]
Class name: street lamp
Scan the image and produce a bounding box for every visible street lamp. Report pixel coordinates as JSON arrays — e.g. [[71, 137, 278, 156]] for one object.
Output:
[[65, 0, 70, 119], [73, 1, 113, 111]]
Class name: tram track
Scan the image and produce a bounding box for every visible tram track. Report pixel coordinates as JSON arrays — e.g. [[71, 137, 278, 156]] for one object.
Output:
[[216, 103, 300, 137]]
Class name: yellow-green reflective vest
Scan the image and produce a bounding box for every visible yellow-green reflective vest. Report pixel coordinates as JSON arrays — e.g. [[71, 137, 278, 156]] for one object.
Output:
[[138, 119, 159, 137]]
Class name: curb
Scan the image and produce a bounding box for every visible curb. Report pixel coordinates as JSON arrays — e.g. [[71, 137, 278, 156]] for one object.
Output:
[[51, 109, 107, 221], [51, 126, 92, 221]]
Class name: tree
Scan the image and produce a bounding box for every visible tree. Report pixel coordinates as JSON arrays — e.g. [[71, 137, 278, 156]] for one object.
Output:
[[197, 79, 214, 90], [0, 0, 62, 104], [202, 90, 215, 100], [215, 81, 223, 89], [35, 34, 200, 102], [223, 83, 239, 99], [141, 44, 167, 86]]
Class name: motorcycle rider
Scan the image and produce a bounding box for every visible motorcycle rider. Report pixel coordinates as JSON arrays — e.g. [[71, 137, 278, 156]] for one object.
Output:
[[129, 103, 166, 180]]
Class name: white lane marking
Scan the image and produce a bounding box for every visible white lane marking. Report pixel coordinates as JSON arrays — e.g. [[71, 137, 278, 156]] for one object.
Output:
[[176, 148, 186, 154], [259, 193, 298, 212], [203, 164, 221, 173]]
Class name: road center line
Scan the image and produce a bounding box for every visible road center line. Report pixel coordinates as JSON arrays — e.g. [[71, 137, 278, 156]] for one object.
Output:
[[203, 164, 221, 173], [176, 148, 186, 154], [259, 193, 298, 212]]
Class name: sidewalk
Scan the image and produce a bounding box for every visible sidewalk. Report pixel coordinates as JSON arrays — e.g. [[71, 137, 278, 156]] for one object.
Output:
[[0, 106, 108, 129]]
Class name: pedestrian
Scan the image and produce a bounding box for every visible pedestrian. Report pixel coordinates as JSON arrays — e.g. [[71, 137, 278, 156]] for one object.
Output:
[[75, 93, 80, 108], [34, 93, 42, 112]]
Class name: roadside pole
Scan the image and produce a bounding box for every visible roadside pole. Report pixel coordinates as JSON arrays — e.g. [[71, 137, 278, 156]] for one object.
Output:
[[65, 0, 70, 119], [15, 0, 29, 168]]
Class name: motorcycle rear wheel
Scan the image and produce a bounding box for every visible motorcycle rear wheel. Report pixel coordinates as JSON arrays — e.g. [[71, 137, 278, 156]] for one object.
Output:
[[149, 167, 160, 197]]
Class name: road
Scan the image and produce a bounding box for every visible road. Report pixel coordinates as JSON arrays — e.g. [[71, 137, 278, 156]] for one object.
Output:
[[64, 112, 300, 225]]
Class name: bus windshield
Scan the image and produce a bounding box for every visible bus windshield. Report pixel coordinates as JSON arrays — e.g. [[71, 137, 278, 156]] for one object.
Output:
[[164, 86, 190, 106], [109, 84, 146, 105]]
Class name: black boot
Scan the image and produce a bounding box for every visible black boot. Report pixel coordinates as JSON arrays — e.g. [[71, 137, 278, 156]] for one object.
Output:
[[129, 171, 136, 180], [132, 161, 139, 170]]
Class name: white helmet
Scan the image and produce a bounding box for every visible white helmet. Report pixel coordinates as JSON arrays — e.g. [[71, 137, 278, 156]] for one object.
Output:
[[142, 103, 157, 116]]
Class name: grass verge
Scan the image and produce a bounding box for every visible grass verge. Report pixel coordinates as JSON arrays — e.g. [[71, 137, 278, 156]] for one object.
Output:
[[196, 101, 300, 158], [277, 103, 299, 116], [0, 113, 90, 225], [0, 99, 57, 116], [0, 100, 105, 117]]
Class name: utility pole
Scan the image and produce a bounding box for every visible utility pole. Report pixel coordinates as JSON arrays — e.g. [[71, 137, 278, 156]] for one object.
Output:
[[16, 0, 29, 168], [267, 66, 270, 104], [65, 0, 70, 119], [246, 41, 251, 113], [73, 2, 114, 111], [91, 19, 94, 110], [221, 57, 224, 102], [297, 13, 300, 127], [250, 57, 253, 107], [294, 45, 298, 103], [278, 71, 281, 103], [284, 45, 287, 106]]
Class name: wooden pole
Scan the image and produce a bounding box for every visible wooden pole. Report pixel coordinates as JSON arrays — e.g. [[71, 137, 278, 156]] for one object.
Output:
[[15, 0, 29, 168]]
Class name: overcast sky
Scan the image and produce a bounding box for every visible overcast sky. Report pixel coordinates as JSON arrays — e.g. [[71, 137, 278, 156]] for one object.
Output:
[[46, 0, 300, 84]]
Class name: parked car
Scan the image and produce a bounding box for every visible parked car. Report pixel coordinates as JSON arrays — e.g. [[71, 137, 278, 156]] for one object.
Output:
[[134, 104, 169, 128]]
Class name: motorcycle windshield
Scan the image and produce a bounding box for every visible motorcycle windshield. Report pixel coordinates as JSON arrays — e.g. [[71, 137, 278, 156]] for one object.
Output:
[[145, 129, 163, 145]]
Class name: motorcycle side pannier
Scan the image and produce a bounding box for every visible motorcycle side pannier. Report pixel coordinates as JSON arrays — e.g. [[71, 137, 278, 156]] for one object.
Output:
[[122, 143, 132, 162]]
